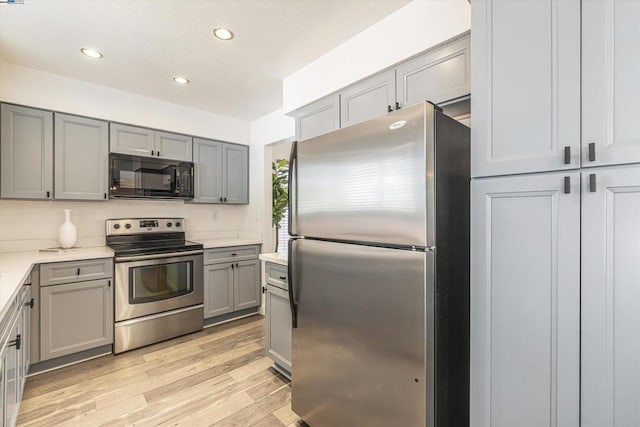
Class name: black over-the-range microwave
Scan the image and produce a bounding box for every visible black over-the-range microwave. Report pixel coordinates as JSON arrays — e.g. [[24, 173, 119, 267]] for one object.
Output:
[[109, 153, 194, 199]]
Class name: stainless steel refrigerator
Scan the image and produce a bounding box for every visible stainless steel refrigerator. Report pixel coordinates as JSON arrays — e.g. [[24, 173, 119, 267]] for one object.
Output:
[[287, 102, 470, 427]]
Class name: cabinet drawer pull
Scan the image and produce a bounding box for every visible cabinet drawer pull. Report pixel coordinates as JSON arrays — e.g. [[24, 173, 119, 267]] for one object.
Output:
[[46, 191, 50, 198], [278, 276, 286, 280], [231, 263, 234, 270], [151, 150, 155, 156], [24, 298, 34, 309], [395, 101, 402, 110], [231, 253, 237, 256], [387, 105, 393, 113]]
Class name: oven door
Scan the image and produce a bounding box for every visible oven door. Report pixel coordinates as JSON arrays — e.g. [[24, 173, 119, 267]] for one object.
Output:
[[115, 251, 203, 322]]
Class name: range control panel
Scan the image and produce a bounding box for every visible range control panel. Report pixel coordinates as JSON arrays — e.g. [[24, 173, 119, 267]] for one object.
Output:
[[106, 218, 185, 235]]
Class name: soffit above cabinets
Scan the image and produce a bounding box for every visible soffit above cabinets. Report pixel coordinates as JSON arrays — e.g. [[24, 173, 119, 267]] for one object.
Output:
[[0, 0, 410, 120]]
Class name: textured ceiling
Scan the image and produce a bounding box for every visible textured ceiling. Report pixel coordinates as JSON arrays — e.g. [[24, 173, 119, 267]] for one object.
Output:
[[0, 0, 411, 120]]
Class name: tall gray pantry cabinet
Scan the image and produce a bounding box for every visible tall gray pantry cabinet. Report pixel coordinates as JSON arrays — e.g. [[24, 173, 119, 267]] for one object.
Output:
[[470, 1, 640, 427]]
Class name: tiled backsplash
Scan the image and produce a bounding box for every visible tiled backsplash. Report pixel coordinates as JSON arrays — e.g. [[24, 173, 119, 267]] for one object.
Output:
[[0, 199, 261, 252]]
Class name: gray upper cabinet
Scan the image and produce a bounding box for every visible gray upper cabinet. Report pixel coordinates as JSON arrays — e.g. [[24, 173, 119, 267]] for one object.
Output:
[[1, 104, 53, 200], [54, 113, 108, 200], [109, 123, 155, 157], [193, 138, 223, 203], [234, 259, 260, 311], [340, 69, 395, 128], [471, 171, 580, 427], [155, 131, 192, 162], [295, 94, 340, 141], [223, 144, 249, 204], [582, 0, 640, 168], [581, 165, 640, 427], [396, 34, 470, 108], [471, 0, 581, 177], [110, 123, 192, 161], [191, 138, 248, 204]]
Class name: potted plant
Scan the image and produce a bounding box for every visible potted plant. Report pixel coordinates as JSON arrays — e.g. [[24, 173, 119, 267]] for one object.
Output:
[[272, 158, 289, 252]]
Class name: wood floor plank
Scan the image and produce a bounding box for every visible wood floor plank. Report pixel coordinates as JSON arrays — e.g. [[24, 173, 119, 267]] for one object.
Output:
[[17, 315, 296, 427]]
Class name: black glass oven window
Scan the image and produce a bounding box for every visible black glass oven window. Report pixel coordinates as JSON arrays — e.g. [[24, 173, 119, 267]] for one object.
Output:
[[130, 261, 192, 303]]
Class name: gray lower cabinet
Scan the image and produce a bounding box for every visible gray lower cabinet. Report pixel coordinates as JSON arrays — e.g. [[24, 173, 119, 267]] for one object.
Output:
[[191, 138, 249, 204], [0, 104, 53, 200], [203, 263, 234, 317], [264, 261, 291, 376], [340, 69, 395, 128], [39, 259, 113, 362], [54, 113, 109, 200], [0, 283, 32, 427], [581, 165, 640, 427], [110, 123, 192, 161], [471, 172, 580, 427], [203, 246, 261, 319], [295, 94, 340, 141]]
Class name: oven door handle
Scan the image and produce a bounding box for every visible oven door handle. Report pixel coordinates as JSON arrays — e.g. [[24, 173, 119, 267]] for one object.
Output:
[[115, 250, 203, 263]]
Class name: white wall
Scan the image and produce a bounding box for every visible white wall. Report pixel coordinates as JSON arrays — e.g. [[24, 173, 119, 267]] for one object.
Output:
[[282, 0, 471, 112], [0, 62, 250, 143], [245, 109, 295, 254], [0, 62, 258, 251]]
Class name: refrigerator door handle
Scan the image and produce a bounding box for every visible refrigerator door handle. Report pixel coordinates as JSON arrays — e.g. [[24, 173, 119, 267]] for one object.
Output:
[[288, 141, 298, 237], [288, 238, 298, 328]]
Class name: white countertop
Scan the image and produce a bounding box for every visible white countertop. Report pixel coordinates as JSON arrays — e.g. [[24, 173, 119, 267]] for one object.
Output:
[[195, 238, 262, 249], [0, 246, 114, 320], [259, 252, 288, 266]]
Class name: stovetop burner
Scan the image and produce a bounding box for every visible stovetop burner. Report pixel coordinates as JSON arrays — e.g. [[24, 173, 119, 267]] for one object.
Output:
[[105, 218, 203, 258]]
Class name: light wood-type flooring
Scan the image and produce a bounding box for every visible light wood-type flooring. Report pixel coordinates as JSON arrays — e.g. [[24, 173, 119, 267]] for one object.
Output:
[[18, 315, 303, 426]]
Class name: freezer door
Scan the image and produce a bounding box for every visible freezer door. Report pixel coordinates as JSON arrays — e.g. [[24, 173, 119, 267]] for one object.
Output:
[[292, 102, 434, 247], [290, 238, 433, 427]]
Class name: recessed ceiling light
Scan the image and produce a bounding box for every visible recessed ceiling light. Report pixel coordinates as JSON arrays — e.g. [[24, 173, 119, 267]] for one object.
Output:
[[173, 76, 190, 85], [80, 48, 103, 59], [213, 27, 234, 41]]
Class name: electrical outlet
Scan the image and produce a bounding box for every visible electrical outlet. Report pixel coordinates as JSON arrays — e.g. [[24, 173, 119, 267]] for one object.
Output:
[[212, 210, 220, 221]]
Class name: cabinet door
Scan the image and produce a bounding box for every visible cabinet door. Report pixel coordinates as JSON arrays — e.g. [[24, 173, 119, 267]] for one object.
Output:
[[192, 138, 223, 203], [4, 319, 19, 427], [471, 0, 580, 177], [20, 293, 30, 395], [1, 104, 53, 199], [471, 172, 580, 427], [582, 1, 640, 167], [234, 259, 260, 311], [110, 123, 155, 157], [54, 113, 108, 200], [155, 131, 192, 162], [581, 166, 640, 427], [294, 94, 340, 141], [265, 285, 292, 373], [396, 34, 470, 108], [204, 263, 234, 318], [40, 279, 113, 361], [222, 144, 248, 204], [340, 69, 395, 128]]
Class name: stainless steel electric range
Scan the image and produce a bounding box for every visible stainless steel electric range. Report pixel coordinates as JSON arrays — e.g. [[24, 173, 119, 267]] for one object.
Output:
[[106, 218, 204, 353]]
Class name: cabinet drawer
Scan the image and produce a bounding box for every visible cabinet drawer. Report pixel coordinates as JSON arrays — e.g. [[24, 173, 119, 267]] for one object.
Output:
[[265, 262, 288, 290], [40, 258, 113, 287], [204, 245, 259, 264]]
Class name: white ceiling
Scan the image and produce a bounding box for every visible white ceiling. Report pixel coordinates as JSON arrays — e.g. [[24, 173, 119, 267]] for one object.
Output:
[[0, 0, 411, 120]]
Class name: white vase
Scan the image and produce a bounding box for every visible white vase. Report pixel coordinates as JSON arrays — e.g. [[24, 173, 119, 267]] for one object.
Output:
[[58, 209, 77, 249]]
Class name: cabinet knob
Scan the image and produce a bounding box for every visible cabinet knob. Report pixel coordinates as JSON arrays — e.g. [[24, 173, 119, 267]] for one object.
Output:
[[219, 197, 223, 202], [387, 105, 393, 113], [223, 197, 227, 202], [395, 101, 402, 110]]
